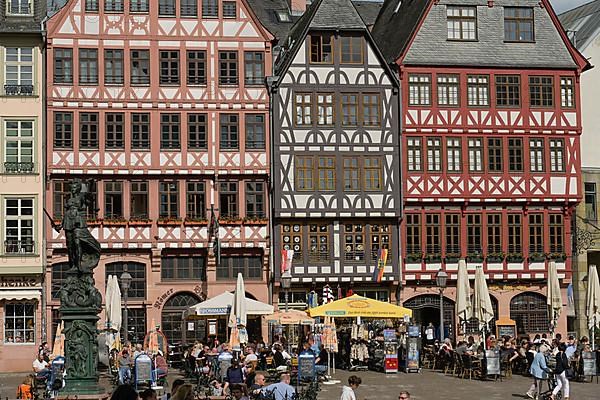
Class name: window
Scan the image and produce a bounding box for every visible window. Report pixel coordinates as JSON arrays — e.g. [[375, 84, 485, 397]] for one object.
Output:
[[159, 182, 178, 218], [53, 48, 73, 84], [105, 113, 124, 149], [425, 214, 441, 256], [318, 157, 335, 191], [510, 292, 549, 334], [79, 49, 98, 85], [85, 0, 98, 12], [161, 256, 206, 281], [364, 157, 382, 191], [560, 77, 574, 108], [528, 214, 544, 254], [408, 74, 431, 106], [310, 34, 333, 63], [487, 138, 503, 172], [223, 1, 236, 18], [80, 113, 99, 149], [130, 181, 148, 219], [51, 263, 69, 299], [295, 93, 312, 125], [549, 214, 564, 253], [4, 198, 34, 254], [7, 0, 32, 14], [131, 113, 150, 149], [362, 94, 381, 126], [219, 181, 238, 218], [4, 47, 33, 95], [496, 75, 520, 107], [160, 51, 180, 84], [586, 183, 597, 221], [507, 214, 522, 254], [188, 114, 207, 150], [180, 0, 197, 16], [508, 138, 523, 172], [406, 214, 421, 255], [487, 214, 502, 254], [246, 182, 265, 218], [159, 0, 175, 15], [130, 0, 149, 12], [218, 255, 262, 280], [219, 51, 238, 85], [244, 52, 264, 86], [343, 157, 360, 191], [341, 94, 358, 126], [296, 156, 314, 191], [446, 137, 461, 172], [245, 114, 265, 150], [131, 50, 150, 85], [437, 75, 459, 106], [467, 75, 489, 106], [123, 308, 146, 344], [4, 120, 34, 174], [309, 224, 329, 262], [104, 181, 123, 219], [186, 182, 205, 219], [426, 137, 442, 172], [219, 114, 239, 150], [105, 0, 123, 12], [447, 6, 477, 40], [102, 49, 124, 85], [53, 181, 70, 218], [340, 36, 363, 64], [466, 214, 482, 256], [202, 0, 218, 17], [4, 303, 35, 343], [407, 137, 422, 172], [504, 7, 534, 42], [317, 94, 334, 126], [529, 138, 545, 172], [371, 225, 391, 260], [529, 76, 553, 107], [187, 51, 206, 85], [345, 224, 365, 261], [468, 138, 483, 172], [282, 224, 303, 262], [445, 214, 460, 255], [160, 113, 180, 149]]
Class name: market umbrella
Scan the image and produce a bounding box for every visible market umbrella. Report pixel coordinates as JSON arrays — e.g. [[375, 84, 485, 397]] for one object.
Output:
[[546, 261, 563, 333], [105, 274, 115, 327], [229, 273, 247, 327], [586, 264, 600, 350], [51, 321, 65, 358], [308, 295, 412, 318], [473, 266, 494, 349], [264, 309, 315, 325], [456, 259, 472, 332]]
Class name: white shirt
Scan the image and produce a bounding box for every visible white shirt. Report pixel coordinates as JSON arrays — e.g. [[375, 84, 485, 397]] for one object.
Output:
[[425, 327, 434, 340], [281, 350, 292, 360], [33, 359, 48, 372], [245, 353, 258, 363], [340, 386, 356, 400]]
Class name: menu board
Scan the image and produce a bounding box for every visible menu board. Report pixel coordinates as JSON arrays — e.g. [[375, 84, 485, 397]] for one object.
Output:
[[298, 354, 315, 382], [486, 350, 500, 376], [497, 325, 516, 339], [583, 351, 597, 377], [135, 354, 152, 382]]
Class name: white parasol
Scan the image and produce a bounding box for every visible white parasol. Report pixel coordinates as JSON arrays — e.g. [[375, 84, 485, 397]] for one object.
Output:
[[546, 261, 563, 333], [473, 266, 494, 348], [586, 265, 600, 350], [456, 259, 472, 332]]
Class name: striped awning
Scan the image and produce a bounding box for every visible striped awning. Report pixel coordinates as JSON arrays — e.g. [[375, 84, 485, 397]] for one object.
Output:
[[0, 289, 41, 301]]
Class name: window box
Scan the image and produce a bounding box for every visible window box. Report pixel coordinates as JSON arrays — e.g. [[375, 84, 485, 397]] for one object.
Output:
[[243, 216, 268, 225], [528, 252, 546, 262], [184, 217, 208, 226], [444, 253, 461, 263], [86, 217, 102, 226], [548, 252, 567, 262], [506, 253, 524, 263], [104, 218, 127, 226], [158, 217, 182, 226], [129, 218, 151, 226], [466, 252, 484, 263], [424, 253, 442, 263], [219, 216, 243, 225], [486, 252, 506, 263], [405, 252, 423, 263]]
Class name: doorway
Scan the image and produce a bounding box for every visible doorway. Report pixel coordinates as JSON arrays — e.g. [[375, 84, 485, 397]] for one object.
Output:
[[404, 294, 455, 341]]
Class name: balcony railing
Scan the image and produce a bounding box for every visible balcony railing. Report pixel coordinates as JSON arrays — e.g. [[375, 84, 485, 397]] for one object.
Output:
[[4, 161, 35, 174], [4, 240, 35, 254], [7, 2, 32, 15], [4, 85, 34, 96]]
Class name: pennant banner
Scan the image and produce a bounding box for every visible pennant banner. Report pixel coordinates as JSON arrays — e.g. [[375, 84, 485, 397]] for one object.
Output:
[[372, 248, 388, 282], [281, 249, 294, 273]]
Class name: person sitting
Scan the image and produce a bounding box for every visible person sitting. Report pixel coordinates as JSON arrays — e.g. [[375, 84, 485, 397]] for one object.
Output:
[[224, 358, 245, 394], [209, 380, 223, 396], [315, 344, 328, 376], [230, 384, 250, 400], [110, 385, 138, 400], [32, 353, 51, 385], [16, 376, 33, 400], [133, 344, 144, 359], [261, 373, 296, 400], [152, 351, 168, 385], [272, 345, 287, 369], [245, 347, 258, 366], [300, 342, 315, 356], [117, 350, 133, 385], [249, 373, 265, 398], [140, 388, 158, 400]]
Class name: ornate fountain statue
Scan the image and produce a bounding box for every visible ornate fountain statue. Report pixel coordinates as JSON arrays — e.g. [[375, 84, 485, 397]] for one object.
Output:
[[50, 179, 104, 394]]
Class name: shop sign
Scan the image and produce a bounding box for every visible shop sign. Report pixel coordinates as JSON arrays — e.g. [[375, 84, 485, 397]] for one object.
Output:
[[153, 288, 174, 308], [0, 276, 41, 288]]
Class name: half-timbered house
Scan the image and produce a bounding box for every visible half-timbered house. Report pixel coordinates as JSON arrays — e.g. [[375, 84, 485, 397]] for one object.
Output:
[[270, 0, 401, 305]]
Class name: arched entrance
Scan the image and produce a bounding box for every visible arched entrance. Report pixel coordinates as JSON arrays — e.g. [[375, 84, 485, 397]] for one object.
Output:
[[510, 292, 549, 335], [404, 294, 455, 340], [161, 292, 203, 344]]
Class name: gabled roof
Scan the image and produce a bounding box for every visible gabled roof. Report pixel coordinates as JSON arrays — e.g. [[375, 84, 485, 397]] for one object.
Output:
[[246, 0, 299, 43], [353, 0, 384, 27], [47, 0, 67, 17], [559, 0, 600, 52], [0, 0, 47, 33]]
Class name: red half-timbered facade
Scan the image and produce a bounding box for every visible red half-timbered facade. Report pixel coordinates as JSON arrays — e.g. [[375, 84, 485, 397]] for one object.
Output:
[[45, 0, 275, 344], [374, 0, 591, 337]]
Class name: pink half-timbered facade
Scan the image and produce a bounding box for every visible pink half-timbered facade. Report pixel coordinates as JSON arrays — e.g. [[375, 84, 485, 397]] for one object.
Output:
[[374, 0, 591, 337], [45, 0, 274, 344]]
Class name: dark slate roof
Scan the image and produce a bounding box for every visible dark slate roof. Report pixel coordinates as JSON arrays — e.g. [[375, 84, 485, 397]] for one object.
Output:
[[0, 0, 47, 33], [353, 0, 384, 27], [246, 0, 299, 43], [559, 0, 600, 51], [47, 0, 67, 17], [311, 0, 366, 29], [371, 0, 428, 64]]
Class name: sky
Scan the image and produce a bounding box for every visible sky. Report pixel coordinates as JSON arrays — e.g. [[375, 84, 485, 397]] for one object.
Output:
[[551, 0, 594, 14]]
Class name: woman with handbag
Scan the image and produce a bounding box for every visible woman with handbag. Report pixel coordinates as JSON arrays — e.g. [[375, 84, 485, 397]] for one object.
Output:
[[552, 343, 570, 400]]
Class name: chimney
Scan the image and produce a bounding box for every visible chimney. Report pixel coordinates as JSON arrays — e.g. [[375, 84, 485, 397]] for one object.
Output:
[[288, 0, 307, 16]]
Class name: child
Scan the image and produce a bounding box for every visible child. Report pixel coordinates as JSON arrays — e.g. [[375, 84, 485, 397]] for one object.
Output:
[[16, 376, 33, 400]]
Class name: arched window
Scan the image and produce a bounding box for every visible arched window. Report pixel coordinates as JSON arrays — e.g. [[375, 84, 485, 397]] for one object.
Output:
[[510, 292, 548, 334], [404, 294, 455, 340], [465, 295, 499, 334], [161, 292, 204, 344], [105, 262, 146, 299], [51, 262, 70, 299]]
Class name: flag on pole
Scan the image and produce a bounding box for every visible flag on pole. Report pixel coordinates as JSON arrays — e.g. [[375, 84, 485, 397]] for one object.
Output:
[[281, 249, 294, 273], [208, 205, 220, 266], [372, 248, 388, 282]]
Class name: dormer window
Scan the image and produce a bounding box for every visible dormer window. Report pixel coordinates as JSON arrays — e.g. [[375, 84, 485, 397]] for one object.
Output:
[[504, 7, 534, 42], [310, 34, 333, 64], [7, 0, 32, 15], [447, 6, 477, 41]]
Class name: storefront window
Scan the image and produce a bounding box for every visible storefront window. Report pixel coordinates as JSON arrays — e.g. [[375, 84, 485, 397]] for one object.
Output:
[[4, 302, 35, 343]]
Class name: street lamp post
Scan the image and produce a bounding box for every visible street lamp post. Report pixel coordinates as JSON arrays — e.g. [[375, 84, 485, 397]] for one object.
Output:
[[436, 269, 448, 341], [120, 265, 133, 345], [281, 271, 292, 312]]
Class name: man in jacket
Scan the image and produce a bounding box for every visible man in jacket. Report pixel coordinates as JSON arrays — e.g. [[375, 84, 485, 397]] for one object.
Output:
[[526, 344, 551, 399]]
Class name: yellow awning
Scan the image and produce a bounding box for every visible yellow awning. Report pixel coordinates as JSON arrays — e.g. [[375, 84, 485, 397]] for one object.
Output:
[[308, 295, 413, 318], [0, 289, 41, 301], [264, 310, 315, 325]]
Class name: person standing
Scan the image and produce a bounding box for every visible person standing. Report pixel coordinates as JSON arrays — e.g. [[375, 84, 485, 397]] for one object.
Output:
[[552, 343, 570, 400], [340, 375, 361, 400], [526, 344, 551, 399], [424, 323, 435, 345]]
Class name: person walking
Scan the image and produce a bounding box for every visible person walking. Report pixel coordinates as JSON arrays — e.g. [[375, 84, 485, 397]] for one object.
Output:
[[552, 343, 570, 400], [340, 375, 361, 400], [526, 344, 551, 399]]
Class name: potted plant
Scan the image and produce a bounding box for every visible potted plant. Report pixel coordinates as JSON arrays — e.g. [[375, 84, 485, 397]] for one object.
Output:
[[104, 217, 128, 226], [405, 252, 423, 263], [219, 215, 243, 225], [184, 217, 209, 226], [425, 252, 442, 263], [547, 252, 567, 262], [444, 252, 461, 263], [486, 251, 506, 263], [528, 252, 546, 262], [243, 215, 269, 225], [467, 251, 484, 263], [86, 216, 102, 226], [157, 217, 182, 226], [129, 216, 152, 226], [506, 252, 524, 262]]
